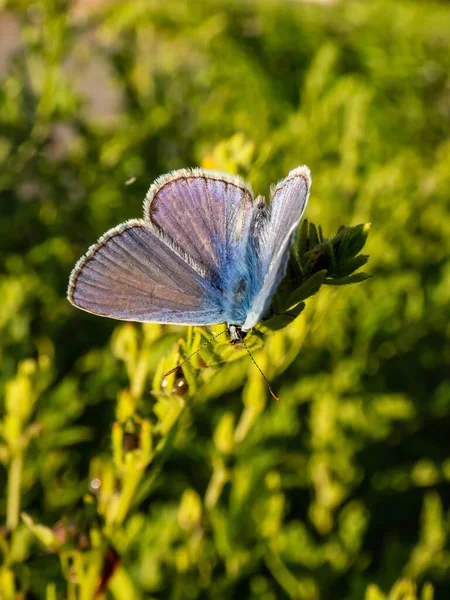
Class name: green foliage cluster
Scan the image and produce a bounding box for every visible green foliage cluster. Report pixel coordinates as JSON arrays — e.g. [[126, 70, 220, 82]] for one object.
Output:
[[1, 0, 450, 598]]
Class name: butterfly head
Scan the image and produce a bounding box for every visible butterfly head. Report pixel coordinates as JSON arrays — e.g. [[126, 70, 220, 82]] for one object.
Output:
[[228, 324, 248, 345]]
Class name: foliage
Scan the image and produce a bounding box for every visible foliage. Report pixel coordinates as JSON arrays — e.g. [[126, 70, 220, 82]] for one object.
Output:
[[1, 0, 450, 598]]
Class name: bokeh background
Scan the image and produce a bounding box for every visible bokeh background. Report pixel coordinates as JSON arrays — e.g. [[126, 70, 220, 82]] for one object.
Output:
[[1, 0, 450, 598]]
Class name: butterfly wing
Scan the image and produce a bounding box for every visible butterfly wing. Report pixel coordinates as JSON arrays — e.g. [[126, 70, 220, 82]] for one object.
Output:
[[67, 219, 224, 324], [242, 166, 311, 330], [144, 168, 254, 274]]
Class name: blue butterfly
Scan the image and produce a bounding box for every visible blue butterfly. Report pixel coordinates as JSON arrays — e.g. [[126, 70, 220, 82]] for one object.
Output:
[[67, 166, 311, 343]]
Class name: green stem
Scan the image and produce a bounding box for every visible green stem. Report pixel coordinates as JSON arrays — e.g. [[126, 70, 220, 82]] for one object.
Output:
[[67, 578, 77, 600], [205, 463, 228, 509], [109, 565, 142, 600], [265, 550, 303, 599], [112, 466, 143, 526], [7, 451, 23, 530]]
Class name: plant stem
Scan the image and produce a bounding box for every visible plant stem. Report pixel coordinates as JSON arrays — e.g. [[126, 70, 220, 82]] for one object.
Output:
[[112, 466, 143, 526], [7, 451, 23, 530]]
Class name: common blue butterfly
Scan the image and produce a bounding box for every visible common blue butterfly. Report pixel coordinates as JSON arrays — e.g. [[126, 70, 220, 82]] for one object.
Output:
[[67, 166, 311, 344]]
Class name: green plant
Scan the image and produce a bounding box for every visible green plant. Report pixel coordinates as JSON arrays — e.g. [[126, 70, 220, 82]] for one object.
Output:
[[1, 0, 450, 598]]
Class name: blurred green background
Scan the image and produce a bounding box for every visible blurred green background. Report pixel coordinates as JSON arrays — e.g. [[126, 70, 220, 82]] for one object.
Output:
[[1, 0, 450, 598]]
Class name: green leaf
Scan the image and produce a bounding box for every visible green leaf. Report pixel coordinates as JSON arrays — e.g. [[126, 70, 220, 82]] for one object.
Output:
[[259, 303, 306, 332], [334, 254, 370, 277], [345, 223, 371, 257], [301, 248, 326, 275], [325, 272, 373, 286], [22, 513, 61, 551], [292, 218, 309, 266], [285, 270, 328, 309], [308, 222, 320, 249]]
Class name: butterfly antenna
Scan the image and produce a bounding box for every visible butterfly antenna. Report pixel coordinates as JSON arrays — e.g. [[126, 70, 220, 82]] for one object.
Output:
[[241, 339, 280, 402], [164, 329, 227, 378]]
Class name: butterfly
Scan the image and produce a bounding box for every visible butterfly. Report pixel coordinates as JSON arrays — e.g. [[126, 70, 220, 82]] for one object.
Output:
[[67, 166, 311, 344]]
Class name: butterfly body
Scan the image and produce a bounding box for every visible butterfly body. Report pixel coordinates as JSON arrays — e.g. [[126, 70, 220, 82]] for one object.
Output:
[[68, 166, 311, 338]]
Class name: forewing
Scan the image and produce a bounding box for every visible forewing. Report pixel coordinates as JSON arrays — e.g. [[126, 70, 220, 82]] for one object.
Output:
[[242, 166, 311, 330], [68, 219, 224, 324], [265, 165, 311, 262], [144, 169, 254, 273]]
